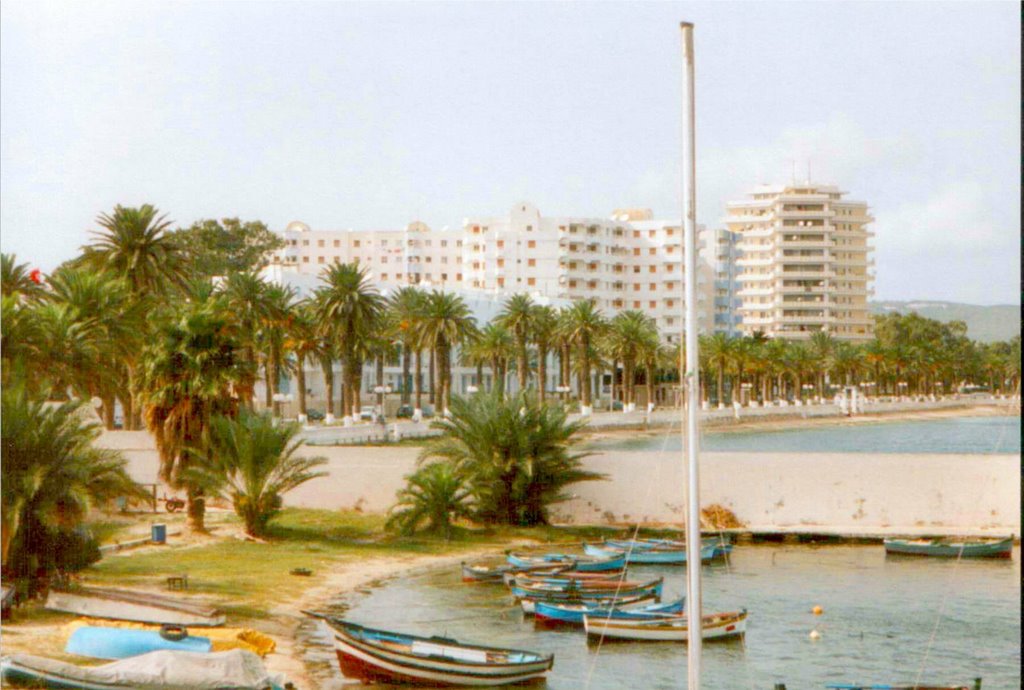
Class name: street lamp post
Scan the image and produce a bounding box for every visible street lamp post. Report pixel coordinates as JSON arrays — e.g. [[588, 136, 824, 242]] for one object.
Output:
[[555, 385, 571, 404], [271, 393, 293, 420], [372, 384, 393, 418]]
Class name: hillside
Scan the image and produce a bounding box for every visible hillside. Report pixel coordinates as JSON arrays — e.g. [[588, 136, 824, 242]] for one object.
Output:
[[870, 301, 1020, 343]]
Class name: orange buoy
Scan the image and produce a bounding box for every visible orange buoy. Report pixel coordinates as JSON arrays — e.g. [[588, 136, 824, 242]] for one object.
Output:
[[812, 605, 823, 615]]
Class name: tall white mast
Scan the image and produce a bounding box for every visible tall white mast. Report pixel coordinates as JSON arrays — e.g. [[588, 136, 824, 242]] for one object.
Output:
[[680, 20, 703, 689]]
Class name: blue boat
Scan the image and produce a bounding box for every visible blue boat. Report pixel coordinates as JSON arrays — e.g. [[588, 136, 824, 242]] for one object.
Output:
[[65, 626, 211, 660], [605, 537, 733, 559], [826, 682, 981, 689], [534, 597, 685, 626], [511, 576, 664, 603], [883, 536, 1012, 559], [506, 552, 624, 572], [583, 542, 717, 565]]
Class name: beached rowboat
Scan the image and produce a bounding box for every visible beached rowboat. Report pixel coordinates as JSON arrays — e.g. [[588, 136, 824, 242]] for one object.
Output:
[[882, 536, 1012, 559], [45, 586, 225, 627], [583, 609, 748, 642], [306, 614, 553, 687], [505, 569, 627, 587], [65, 625, 211, 660], [534, 597, 685, 626], [0, 649, 282, 689]]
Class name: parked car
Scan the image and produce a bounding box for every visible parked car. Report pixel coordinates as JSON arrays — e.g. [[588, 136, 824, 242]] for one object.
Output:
[[306, 409, 325, 421], [396, 405, 414, 419]]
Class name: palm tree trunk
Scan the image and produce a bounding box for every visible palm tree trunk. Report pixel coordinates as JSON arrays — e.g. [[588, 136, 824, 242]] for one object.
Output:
[[186, 486, 205, 533], [610, 358, 619, 406], [537, 345, 547, 403], [717, 365, 724, 407], [428, 348, 436, 406], [476, 362, 484, 389], [297, 353, 307, 416], [414, 349, 423, 413], [101, 394, 116, 429], [645, 365, 655, 411], [322, 357, 335, 419], [352, 358, 363, 417], [121, 392, 134, 431], [580, 341, 592, 410], [517, 335, 528, 394], [401, 344, 411, 405]]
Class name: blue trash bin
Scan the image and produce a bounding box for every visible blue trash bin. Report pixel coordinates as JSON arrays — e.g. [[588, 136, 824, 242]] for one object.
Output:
[[151, 523, 166, 544]]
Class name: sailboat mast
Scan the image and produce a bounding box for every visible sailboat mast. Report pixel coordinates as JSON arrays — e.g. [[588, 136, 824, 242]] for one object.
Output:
[[680, 20, 703, 688]]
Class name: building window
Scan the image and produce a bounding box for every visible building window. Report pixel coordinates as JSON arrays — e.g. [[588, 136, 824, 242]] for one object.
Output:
[[396, 273, 402, 280], [317, 239, 324, 247], [633, 300, 641, 308], [649, 301, 656, 309], [302, 256, 309, 263], [633, 230, 640, 238], [528, 258, 536, 267], [649, 248, 656, 255], [441, 240, 447, 247], [457, 273, 463, 280], [528, 277, 536, 286], [318, 256, 325, 264], [633, 266, 641, 273], [302, 240, 309, 246], [633, 284, 640, 292], [381, 273, 388, 280], [497, 258, 505, 267], [633, 248, 640, 256], [649, 230, 656, 238], [497, 277, 505, 287], [354, 240, 360, 248], [528, 240, 536, 248], [649, 266, 656, 273], [441, 273, 448, 281], [497, 240, 505, 249], [650, 283, 656, 290], [569, 280, 577, 288]]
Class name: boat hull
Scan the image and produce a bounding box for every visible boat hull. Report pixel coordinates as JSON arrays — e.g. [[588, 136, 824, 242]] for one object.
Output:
[[583, 610, 748, 642], [511, 577, 663, 603], [322, 618, 552, 687], [883, 536, 1013, 559], [520, 592, 656, 614], [583, 543, 716, 565], [534, 597, 685, 626], [45, 587, 225, 627], [65, 626, 211, 660]]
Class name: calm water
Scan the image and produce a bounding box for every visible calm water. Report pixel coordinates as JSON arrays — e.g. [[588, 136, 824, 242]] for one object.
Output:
[[307, 545, 1021, 689], [590, 416, 1021, 454]]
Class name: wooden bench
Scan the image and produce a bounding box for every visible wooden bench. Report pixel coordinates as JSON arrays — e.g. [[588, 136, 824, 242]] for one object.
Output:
[[166, 575, 189, 591]]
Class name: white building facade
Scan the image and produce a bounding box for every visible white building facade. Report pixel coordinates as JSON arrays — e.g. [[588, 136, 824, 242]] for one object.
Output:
[[725, 183, 875, 341]]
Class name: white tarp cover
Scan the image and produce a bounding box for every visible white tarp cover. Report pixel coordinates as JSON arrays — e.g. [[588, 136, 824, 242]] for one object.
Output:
[[6, 649, 282, 689]]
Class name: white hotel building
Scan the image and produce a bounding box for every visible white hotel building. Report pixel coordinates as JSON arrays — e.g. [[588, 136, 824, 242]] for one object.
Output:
[[725, 183, 875, 341], [271, 202, 715, 343]]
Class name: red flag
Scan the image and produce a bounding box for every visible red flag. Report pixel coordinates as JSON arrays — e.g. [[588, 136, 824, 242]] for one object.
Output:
[[29, 268, 43, 284]]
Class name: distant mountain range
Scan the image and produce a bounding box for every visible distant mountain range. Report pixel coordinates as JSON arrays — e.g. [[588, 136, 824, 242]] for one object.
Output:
[[870, 301, 1021, 343]]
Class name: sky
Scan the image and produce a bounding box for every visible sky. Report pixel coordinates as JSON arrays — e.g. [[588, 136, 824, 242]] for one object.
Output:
[[1, 1, 1019, 305]]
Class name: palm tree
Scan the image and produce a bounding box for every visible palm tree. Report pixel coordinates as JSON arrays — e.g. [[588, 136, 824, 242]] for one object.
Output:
[[783, 341, 815, 403], [387, 287, 428, 408], [605, 311, 655, 411], [1, 296, 43, 390], [285, 301, 325, 420], [1, 253, 44, 301], [762, 338, 789, 403], [562, 300, 607, 414], [45, 267, 143, 428], [531, 305, 558, 404], [637, 328, 663, 412], [419, 392, 603, 526], [315, 264, 385, 422], [808, 331, 835, 399], [138, 297, 248, 532], [218, 271, 274, 409], [259, 284, 297, 416], [2, 383, 143, 568], [189, 412, 327, 537], [702, 332, 734, 406], [497, 294, 535, 394], [79, 205, 187, 297], [829, 342, 864, 386], [465, 322, 514, 398], [415, 291, 476, 415], [386, 462, 473, 541]]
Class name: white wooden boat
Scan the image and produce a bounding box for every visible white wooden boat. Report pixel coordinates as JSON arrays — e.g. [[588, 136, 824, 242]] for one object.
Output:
[[308, 614, 553, 686], [45, 587, 225, 627], [583, 609, 747, 642]]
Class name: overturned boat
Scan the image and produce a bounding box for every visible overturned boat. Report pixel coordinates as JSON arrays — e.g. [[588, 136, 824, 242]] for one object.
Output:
[[45, 586, 225, 627]]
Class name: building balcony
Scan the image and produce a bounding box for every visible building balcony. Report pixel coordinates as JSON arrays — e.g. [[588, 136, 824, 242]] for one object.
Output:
[[777, 209, 834, 219]]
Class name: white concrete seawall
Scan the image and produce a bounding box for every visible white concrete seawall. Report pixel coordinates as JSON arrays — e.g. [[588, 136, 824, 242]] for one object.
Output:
[[99, 429, 1020, 537]]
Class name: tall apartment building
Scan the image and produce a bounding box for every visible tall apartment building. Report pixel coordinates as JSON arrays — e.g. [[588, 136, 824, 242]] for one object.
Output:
[[271, 202, 715, 342], [725, 183, 875, 341], [704, 228, 743, 337]]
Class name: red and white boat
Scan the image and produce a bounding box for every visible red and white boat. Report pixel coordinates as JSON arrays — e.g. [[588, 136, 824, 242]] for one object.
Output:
[[307, 614, 553, 686]]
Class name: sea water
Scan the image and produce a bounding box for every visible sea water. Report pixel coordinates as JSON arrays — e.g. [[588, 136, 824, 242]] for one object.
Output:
[[591, 415, 1021, 454], [315, 544, 1020, 689]]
